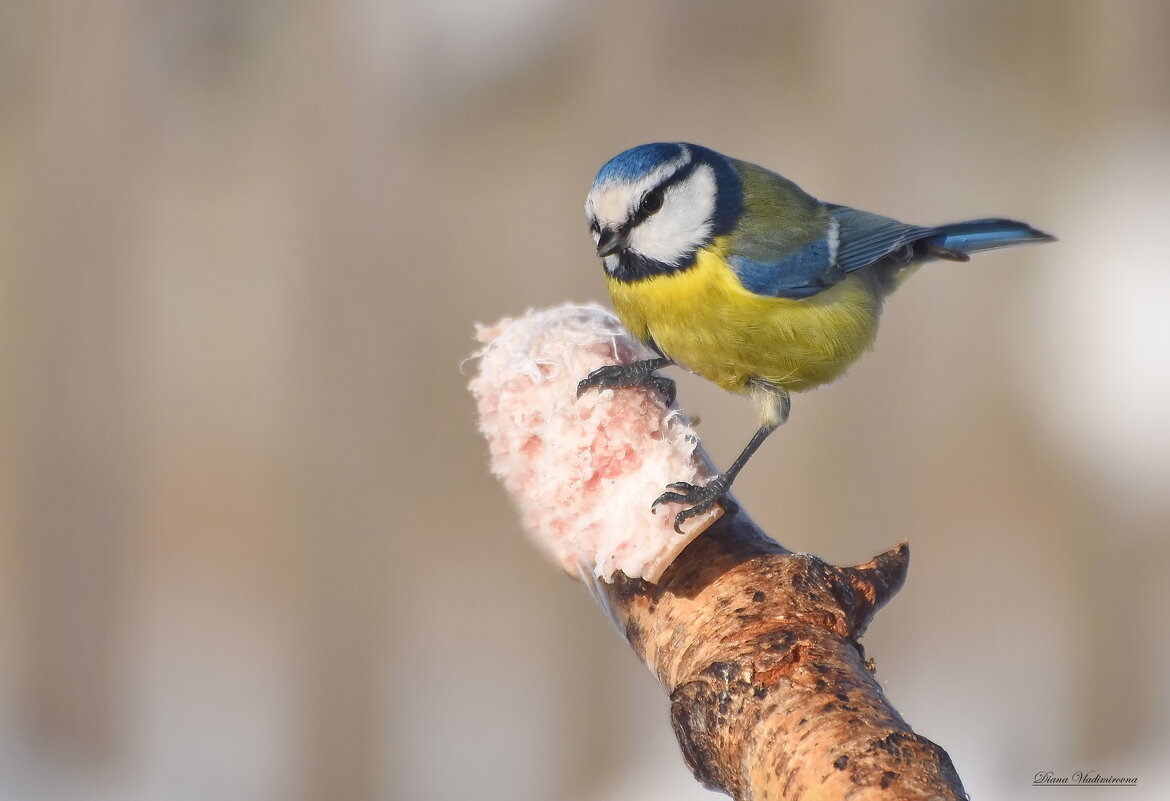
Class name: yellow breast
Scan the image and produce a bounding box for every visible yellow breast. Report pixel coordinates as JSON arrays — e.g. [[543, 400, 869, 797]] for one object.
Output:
[[605, 241, 884, 395]]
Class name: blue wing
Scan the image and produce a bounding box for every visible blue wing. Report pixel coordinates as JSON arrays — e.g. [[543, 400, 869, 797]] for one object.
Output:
[[727, 235, 843, 299], [728, 205, 934, 300]]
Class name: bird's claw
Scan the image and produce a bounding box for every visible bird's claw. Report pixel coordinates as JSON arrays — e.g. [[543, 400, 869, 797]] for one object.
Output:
[[652, 476, 736, 534], [575, 371, 605, 398], [576, 364, 676, 406], [644, 375, 676, 407]]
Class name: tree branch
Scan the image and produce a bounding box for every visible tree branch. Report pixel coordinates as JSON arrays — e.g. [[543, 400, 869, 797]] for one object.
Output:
[[468, 303, 967, 801]]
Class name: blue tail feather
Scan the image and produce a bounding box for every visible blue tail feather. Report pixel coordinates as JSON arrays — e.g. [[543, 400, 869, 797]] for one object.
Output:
[[927, 218, 1055, 255]]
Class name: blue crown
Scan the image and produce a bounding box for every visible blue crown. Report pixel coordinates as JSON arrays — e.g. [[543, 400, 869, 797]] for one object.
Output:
[[594, 142, 686, 184]]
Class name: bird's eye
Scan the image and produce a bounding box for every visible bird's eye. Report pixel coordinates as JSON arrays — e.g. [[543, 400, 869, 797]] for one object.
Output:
[[588, 219, 600, 235], [640, 188, 664, 216]]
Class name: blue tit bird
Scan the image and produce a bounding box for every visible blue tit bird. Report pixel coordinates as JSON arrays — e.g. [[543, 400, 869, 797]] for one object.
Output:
[[577, 142, 1054, 531]]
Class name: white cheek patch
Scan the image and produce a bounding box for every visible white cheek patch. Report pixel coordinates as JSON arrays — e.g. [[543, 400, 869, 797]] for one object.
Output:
[[628, 164, 717, 266]]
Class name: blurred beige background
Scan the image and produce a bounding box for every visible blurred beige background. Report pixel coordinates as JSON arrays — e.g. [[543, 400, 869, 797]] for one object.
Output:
[[2, 1, 1169, 799]]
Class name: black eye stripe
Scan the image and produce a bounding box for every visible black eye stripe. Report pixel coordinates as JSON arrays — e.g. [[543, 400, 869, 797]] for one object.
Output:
[[630, 160, 698, 226]]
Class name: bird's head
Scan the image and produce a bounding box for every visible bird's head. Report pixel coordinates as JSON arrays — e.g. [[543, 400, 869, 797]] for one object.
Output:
[[585, 143, 742, 281]]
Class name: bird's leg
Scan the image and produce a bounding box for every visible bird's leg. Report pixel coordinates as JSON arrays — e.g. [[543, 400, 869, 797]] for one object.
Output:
[[653, 424, 773, 532], [576, 357, 676, 406], [654, 386, 791, 533]]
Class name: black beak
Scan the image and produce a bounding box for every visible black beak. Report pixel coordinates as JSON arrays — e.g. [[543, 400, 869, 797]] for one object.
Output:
[[596, 228, 626, 258]]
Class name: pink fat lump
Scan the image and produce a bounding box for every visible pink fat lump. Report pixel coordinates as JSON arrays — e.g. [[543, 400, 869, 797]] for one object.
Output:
[[468, 303, 722, 583]]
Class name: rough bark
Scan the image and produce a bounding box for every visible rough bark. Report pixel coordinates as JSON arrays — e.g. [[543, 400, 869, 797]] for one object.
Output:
[[596, 515, 966, 801]]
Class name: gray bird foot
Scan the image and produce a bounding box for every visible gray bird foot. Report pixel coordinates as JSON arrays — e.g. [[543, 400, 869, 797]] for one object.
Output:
[[652, 476, 738, 534], [576, 362, 676, 407]]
